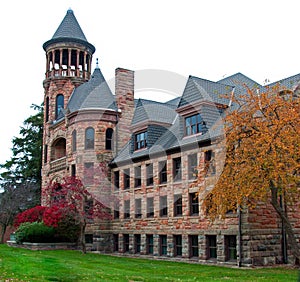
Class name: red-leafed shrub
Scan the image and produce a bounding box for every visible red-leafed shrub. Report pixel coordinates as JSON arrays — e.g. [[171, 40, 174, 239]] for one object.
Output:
[[43, 203, 80, 242], [14, 206, 47, 228]]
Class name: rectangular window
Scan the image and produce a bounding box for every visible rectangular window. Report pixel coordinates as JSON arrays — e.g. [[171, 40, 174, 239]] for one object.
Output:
[[114, 201, 120, 219], [189, 235, 199, 258], [185, 113, 206, 136], [225, 235, 237, 261], [205, 150, 216, 175], [188, 153, 198, 179], [174, 194, 182, 216], [124, 200, 130, 219], [159, 195, 168, 217], [123, 168, 130, 189], [134, 234, 141, 253], [113, 234, 119, 252], [147, 197, 154, 218], [44, 145, 48, 163], [146, 163, 154, 186], [189, 192, 199, 216], [159, 161, 167, 184], [146, 235, 154, 254], [123, 234, 129, 253], [71, 164, 76, 177], [173, 157, 182, 181], [160, 235, 167, 256], [114, 171, 120, 190], [174, 235, 182, 257], [207, 235, 217, 259], [134, 166, 141, 188], [135, 198, 142, 218], [85, 234, 93, 244], [135, 131, 147, 150]]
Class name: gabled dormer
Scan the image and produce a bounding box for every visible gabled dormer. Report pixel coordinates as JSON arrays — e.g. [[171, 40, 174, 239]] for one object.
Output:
[[177, 76, 233, 139], [130, 99, 177, 152]]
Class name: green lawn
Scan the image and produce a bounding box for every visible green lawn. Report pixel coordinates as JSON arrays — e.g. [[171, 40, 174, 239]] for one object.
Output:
[[0, 245, 298, 281]]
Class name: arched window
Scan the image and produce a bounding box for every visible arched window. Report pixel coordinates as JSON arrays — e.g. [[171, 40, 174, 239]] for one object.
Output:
[[72, 130, 77, 152], [55, 94, 64, 119], [106, 128, 113, 150], [85, 127, 94, 150], [45, 97, 49, 122]]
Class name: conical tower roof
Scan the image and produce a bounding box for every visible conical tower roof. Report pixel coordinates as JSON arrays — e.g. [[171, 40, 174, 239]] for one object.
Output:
[[43, 9, 95, 53], [68, 62, 117, 112]]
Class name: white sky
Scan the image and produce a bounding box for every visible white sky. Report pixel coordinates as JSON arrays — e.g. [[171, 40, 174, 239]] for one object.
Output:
[[1, 0, 300, 165]]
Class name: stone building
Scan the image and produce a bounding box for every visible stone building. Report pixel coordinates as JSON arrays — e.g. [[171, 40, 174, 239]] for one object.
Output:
[[41, 9, 300, 266]]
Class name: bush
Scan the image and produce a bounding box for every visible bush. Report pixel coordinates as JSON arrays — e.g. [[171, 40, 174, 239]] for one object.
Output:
[[15, 222, 55, 243], [43, 204, 80, 243]]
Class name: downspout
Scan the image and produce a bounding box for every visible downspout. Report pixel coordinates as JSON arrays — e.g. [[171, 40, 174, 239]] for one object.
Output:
[[238, 205, 242, 267], [280, 195, 288, 264]]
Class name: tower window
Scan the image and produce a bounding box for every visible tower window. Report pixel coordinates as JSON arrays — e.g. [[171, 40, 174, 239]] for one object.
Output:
[[85, 127, 94, 150], [45, 97, 49, 122], [55, 94, 64, 119], [72, 130, 77, 152], [106, 128, 113, 150]]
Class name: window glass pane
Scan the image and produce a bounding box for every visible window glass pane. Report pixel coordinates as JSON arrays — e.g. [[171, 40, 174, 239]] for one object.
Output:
[[85, 127, 94, 149]]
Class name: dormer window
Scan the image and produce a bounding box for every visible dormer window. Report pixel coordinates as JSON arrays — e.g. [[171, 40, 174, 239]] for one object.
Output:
[[185, 113, 206, 136], [134, 131, 147, 150]]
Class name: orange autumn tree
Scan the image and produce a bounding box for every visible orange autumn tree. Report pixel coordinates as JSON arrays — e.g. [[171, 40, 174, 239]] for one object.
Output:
[[202, 84, 300, 262]]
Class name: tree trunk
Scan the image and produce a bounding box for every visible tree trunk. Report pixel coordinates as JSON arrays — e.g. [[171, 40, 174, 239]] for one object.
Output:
[[270, 185, 300, 264], [79, 221, 86, 254], [0, 224, 7, 244]]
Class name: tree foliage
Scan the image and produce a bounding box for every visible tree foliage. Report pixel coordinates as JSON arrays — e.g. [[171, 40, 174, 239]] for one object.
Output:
[[46, 176, 112, 253], [0, 104, 43, 184], [0, 104, 43, 242], [0, 181, 40, 243], [200, 84, 300, 261]]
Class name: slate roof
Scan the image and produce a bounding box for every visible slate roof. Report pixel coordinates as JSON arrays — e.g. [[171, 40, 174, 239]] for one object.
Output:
[[68, 66, 117, 112], [267, 73, 300, 90], [112, 75, 231, 164], [43, 9, 95, 53], [178, 76, 233, 108], [217, 72, 262, 94], [131, 99, 177, 126]]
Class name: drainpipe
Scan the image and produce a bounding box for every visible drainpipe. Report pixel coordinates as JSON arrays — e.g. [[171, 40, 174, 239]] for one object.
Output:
[[238, 205, 242, 267], [280, 195, 288, 264]]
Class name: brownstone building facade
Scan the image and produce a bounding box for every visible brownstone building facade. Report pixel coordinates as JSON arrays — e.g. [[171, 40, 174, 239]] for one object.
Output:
[[41, 9, 299, 266]]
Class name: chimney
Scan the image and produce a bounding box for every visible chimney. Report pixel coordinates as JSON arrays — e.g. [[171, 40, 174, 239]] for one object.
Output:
[[115, 68, 135, 153]]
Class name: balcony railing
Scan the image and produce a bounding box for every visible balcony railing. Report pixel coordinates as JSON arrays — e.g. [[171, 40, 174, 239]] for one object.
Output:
[[50, 156, 66, 173]]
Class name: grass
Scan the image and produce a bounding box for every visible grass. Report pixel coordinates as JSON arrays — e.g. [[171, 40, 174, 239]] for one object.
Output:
[[0, 245, 298, 281]]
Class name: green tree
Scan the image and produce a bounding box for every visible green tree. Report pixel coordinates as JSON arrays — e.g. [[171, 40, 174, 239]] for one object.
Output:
[[0, 104, 43, 242], [0, 104, 43, 184]]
